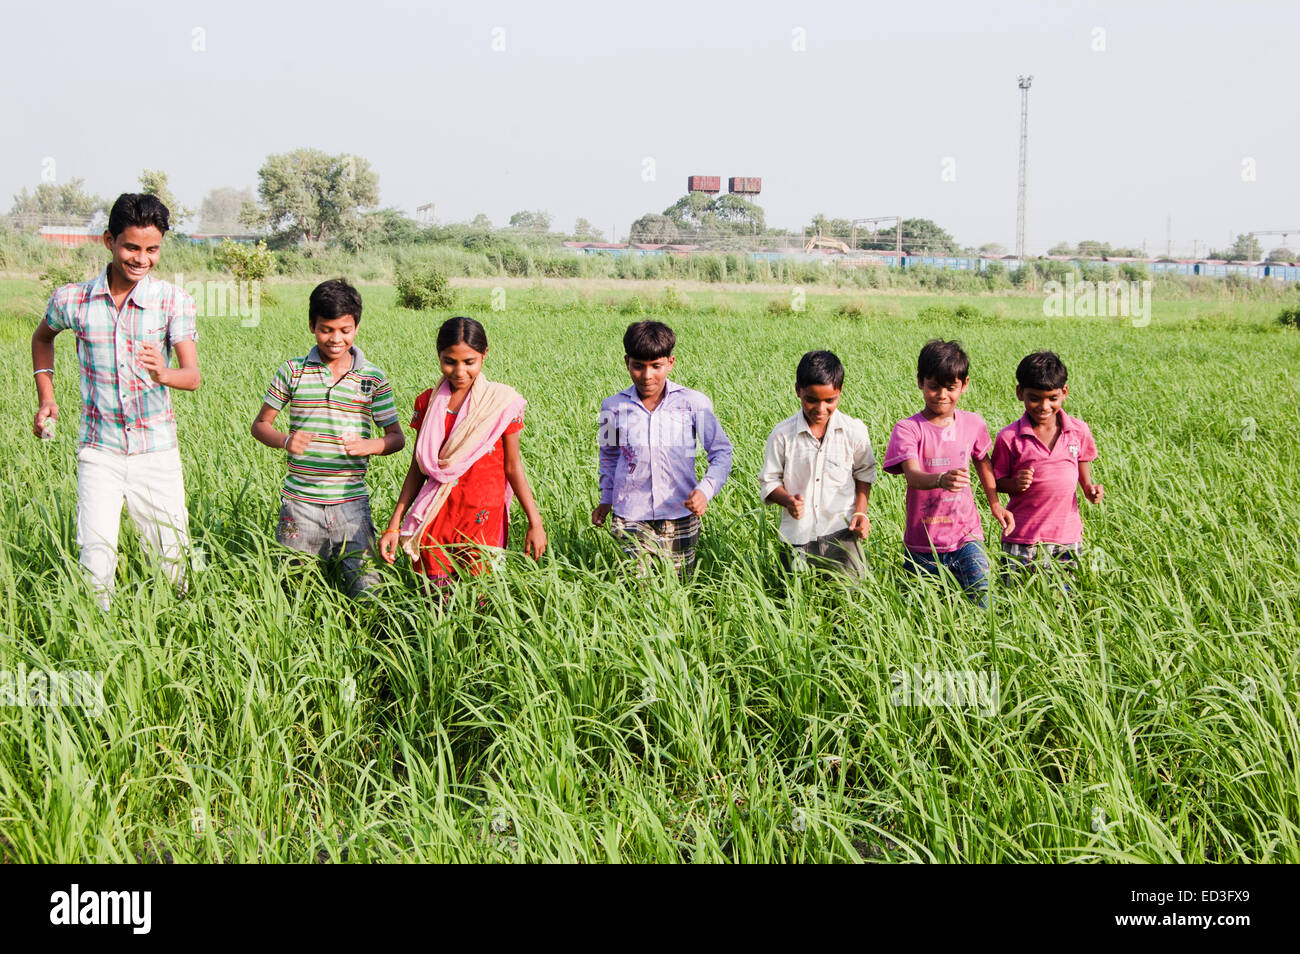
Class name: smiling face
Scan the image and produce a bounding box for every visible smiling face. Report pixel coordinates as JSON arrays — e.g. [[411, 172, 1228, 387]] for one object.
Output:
[[919, 375, 969, 417], [796, 382, 841, 428], [102, 225, 163, 287], [312, 314, 358, 363], [440, 341, 486, 391], [1017, 384, 1068, 424], [626, 354, 674, 403]]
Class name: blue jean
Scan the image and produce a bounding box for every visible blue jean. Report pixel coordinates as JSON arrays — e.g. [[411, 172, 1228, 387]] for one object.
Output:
[[903, 541, 990, 607], [275, 495, 380, 596]]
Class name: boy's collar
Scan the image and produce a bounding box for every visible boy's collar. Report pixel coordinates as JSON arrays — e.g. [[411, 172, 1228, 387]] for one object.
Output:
[[305, 344, 365, 371], [1017, 408, 1076, 433], [91, 266, 154, 307], [796, 408, 843, 435], [624, 379, 682, 402]]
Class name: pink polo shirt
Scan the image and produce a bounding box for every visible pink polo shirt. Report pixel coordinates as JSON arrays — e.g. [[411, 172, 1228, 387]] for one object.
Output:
[[884, 409, 992, 553], [991, 410, 1097, 545]]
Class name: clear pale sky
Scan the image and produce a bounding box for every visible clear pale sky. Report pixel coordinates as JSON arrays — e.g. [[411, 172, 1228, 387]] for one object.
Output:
[[3, 0, 1297, 254]]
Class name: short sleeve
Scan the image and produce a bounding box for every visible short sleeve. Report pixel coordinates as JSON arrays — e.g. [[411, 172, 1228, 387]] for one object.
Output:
[[882, 419, 919, 474], [991, 428, 1015, 480], [369, 371, 399, 427], [43, 284, 77, 333], [505, 409, 525, 435], [970, 415, 992, 461], [758, 424, 788, 499], [410, 389, 433, 432], [852, 424, 878, 483], [264, 361, 295, 411], [1077, 421, 1097, 462], [167, 286, 198, 344]]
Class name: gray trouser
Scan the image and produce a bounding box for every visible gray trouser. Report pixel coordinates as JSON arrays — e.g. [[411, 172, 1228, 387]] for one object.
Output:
[[275, 495, 380, 596], [782, 528, 869, 579]]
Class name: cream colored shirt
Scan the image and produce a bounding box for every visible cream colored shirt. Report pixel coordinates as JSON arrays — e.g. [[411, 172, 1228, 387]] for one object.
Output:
[[759, 409, 877, 545]]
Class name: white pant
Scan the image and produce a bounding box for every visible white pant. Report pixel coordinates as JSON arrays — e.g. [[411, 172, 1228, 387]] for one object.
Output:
[[76, 445, 190, 607]]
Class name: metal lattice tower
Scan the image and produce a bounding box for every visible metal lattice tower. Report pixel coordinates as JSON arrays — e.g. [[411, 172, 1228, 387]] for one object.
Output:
[[1016, 75, 1032, 262]]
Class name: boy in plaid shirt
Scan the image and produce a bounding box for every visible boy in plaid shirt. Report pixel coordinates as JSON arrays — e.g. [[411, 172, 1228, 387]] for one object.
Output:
[[32, 193, 201, 609]]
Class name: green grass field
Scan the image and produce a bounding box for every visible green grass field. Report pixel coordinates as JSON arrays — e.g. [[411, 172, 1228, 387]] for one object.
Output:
[[1, 277, 1297, 862]]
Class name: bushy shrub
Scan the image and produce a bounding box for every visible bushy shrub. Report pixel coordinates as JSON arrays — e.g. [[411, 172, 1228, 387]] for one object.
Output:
[[1277, 305, 1300, 328], [662, 284, 690, 311], [216, 239, 276, 285], [39, 259, 85, 295], [394, 262, 454, 310]]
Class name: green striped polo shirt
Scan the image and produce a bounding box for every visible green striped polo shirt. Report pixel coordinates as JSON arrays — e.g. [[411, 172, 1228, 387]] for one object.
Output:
[[264, 345, 399, 504]]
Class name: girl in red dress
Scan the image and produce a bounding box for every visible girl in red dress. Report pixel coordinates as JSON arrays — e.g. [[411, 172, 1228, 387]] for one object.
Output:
[[379, 317, 546, 587]]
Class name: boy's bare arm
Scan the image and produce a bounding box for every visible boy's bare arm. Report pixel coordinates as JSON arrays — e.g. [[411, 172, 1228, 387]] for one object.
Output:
[[849, 479, 872, 538], [764, 485, 804, 519], [343, 421, 405, 457], [32, 320, 59, 437], [974, 457, 1014, 533], [898, 457, 963, 491], [1079, 459, 1104, 503], [251, 403, 316, 453], [137, 340, 201, 391]]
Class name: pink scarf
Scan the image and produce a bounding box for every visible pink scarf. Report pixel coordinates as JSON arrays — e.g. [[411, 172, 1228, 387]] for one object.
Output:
[[398, 374, 527, 563]]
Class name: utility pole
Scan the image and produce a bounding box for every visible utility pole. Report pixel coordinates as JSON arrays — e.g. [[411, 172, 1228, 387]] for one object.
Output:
[[1016, 75, 1032, 262]]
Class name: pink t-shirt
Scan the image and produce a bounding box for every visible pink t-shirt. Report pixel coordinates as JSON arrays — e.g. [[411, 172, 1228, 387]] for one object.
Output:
[[992, 410, 1097, 545], [884, 409, 992, 553]]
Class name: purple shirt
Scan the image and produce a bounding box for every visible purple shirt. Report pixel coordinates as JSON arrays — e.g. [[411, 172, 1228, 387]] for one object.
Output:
[[883, 409, 992, 553], [992, 410, 1097, 545], [598, 380, 733, 520]]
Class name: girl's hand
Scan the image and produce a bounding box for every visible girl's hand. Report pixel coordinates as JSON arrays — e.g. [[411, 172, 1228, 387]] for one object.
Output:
[[1012, 467, 1035, 492], [378, 529, 401, 564], [849, 511, 870, 539], [1083, 483, 1105, 504], [591, 503, 611, 526], [524, 524, 547, 560]]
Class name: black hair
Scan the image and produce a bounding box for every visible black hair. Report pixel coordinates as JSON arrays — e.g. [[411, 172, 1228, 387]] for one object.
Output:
[[107, 193, 170, 239], [309, 278, 363, 329], [436, 315, 489, 355], [623, 320, 675, 361], [1016, 351, 1068, 391], [917, 339, 970, 384], [796, 350, 844, 390]]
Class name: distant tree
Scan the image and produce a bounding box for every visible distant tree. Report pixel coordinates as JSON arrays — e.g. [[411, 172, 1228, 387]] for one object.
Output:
[[241, 148, 379, 244], [807, 213, 853, 239], [10, 178, 104, 227], [978, 242, 1008, 256], [664, 192, 716, 230], [1266, 246, 1296, 262], [468, 213, 493, 230], [1209, 233, 1264, 262], [1047, 241, 1074, 256], [1076, 239, 1110, 258], [342, 207, 421, 250], [876, 218, 958, 255], [508, 209, 553, 232], [713, 194, 765, 233], [139, 169, 192, 226], [573, 217, 604, 241], [199, 187, 256, 234], [628, 213, 678, 244]]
